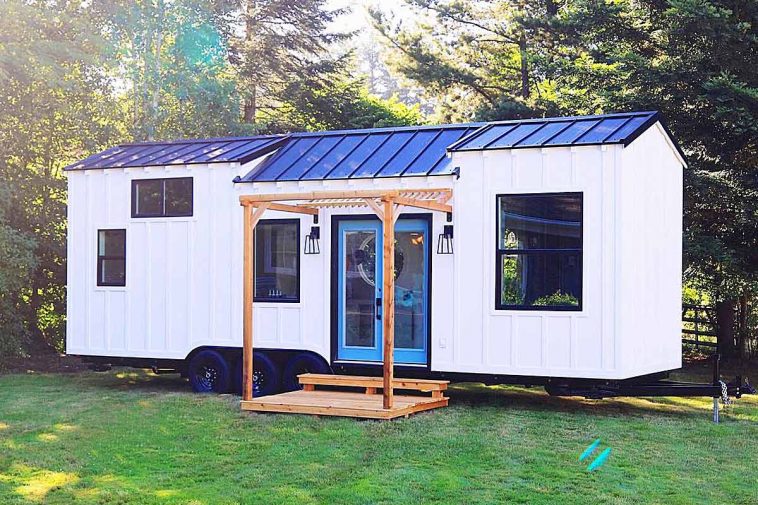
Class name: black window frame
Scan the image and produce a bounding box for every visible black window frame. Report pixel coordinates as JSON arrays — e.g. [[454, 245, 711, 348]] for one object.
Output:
[[495, 192, 583, 311], [131, 177, 193, 218], [97, 229, 126, 287], [254, 218, 301, 303]]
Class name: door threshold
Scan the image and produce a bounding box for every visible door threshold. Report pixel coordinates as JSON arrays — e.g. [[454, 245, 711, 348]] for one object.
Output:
[[333, 360, 428, 368]]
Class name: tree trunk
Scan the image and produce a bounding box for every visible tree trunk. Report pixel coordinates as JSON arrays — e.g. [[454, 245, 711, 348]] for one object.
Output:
[[519, 33, 529, 99], [737, 292, 750, 359], [242, 0, 257, 123], [243, 85, 257, 123], [715, 299, 736, 357]]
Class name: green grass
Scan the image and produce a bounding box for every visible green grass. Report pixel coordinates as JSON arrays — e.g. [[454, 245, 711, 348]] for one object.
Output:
[[0, 369, 756, 504]]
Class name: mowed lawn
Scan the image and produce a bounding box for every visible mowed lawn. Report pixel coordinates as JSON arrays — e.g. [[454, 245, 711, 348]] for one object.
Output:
[[1, 367, 757, 505]]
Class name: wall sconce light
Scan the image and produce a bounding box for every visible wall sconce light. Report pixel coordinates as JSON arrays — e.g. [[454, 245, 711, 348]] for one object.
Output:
[[436, 213, 453, 254], [304, 215, 320, 255]]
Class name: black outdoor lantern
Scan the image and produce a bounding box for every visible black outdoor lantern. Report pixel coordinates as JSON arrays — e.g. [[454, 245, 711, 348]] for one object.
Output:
[[436, 212, 453, 254], [304, 215, 320, 255]]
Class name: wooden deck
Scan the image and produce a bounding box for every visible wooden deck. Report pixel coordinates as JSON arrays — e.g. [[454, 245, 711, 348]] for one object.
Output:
[[240, 374, 450, 419]]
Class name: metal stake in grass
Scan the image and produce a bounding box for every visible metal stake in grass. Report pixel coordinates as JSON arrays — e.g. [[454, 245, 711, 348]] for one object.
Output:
[[587, 448, 612, 472], [579, 439, 601, 461]]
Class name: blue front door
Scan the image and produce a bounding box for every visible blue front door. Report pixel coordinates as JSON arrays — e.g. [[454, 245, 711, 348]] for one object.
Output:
[[336, 218, 429, 365]]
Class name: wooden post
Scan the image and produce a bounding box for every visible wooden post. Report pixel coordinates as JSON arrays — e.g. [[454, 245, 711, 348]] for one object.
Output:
[[242, 203, 254, 401], [242, 202, 270, 402], [382, 197, 395, 409]]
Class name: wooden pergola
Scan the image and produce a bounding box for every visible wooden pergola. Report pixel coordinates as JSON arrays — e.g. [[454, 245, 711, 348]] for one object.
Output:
[[240, 188, 452, 411]]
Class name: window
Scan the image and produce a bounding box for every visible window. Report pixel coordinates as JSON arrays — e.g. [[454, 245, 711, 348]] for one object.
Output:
[[496, 193, 582, 310], [131, 177, 193, 217], [97, 229, 126, 287], [255, 220, 299, 302]]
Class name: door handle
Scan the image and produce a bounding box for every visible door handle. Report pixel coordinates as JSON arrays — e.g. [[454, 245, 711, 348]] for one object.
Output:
[[376, 297, 382, 320]]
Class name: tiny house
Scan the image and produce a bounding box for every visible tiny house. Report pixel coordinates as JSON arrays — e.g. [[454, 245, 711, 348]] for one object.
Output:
[[65, 111, 686, 400]]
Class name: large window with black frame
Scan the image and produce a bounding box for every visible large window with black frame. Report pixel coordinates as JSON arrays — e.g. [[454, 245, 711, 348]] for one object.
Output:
[[131, 177, 193, 218], [97, 229, 126, 287], [496, 193, 583, 310], [254, 219, 300, 302]]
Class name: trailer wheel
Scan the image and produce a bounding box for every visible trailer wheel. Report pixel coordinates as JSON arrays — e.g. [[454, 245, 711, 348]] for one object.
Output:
[[188, 350, 232, 393], [233, 351, 281, 397], [282, 353, 331, 391]]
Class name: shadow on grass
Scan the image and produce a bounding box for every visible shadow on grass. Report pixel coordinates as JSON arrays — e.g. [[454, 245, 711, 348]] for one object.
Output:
[[444, 382, 727, 420], [28, 368, 755, 423]]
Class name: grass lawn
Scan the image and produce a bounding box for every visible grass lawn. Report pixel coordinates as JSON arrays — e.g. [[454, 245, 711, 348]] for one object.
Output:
[[1, 366, 757, 504]]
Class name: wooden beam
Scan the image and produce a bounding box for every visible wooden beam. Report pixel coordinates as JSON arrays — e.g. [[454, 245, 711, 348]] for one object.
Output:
[[363, 198, 384, 220], [382, 197, 395, 409], [392, 204, 403, 225], [254, 202, 318, 216], [250, 202, 270, 229], [393, 196, 452, 214], [242, 204, 254, 401], [239, 188, 451, 204]]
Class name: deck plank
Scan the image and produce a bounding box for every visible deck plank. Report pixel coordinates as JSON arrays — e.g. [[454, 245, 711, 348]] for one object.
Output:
[[241, 390, 448, 419]]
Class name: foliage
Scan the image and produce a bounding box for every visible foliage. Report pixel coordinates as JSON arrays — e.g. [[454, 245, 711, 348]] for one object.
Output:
[[93, 0, 248, 140], [0, 0, 124, 356], [0, 370, 757, 503], [231, 0, 351, 125], [271, 75, 423, 132], [532, 290, 579, 307]]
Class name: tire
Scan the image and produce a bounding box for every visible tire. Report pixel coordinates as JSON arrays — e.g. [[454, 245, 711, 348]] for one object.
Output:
[[281, 353, 331, 392], [188, 350, 232, 393], [234, 351, 281, 397]]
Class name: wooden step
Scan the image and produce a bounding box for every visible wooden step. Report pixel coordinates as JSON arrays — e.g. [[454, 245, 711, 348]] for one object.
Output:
[[298, 373, 449, 393], [241, 390, 448, 419]]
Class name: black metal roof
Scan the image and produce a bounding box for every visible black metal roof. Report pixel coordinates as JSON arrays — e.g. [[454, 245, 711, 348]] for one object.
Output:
[[447, 111, 663, 152], [65, 111, 682, 177], [64, 135, 287, 171], [239, 124, 483, 182]]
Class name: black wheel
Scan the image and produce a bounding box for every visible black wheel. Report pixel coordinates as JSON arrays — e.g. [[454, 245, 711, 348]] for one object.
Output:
[[234, 351, 281, 397], [281, 353, 331, 391], [188, 350, 232, 393]]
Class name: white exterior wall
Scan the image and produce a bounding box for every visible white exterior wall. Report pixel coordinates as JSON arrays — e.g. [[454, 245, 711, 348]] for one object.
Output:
[[67, 162, 252, 359], [616, 124, 684, 376], [66, 124, 683, 380], [442, 145, 623, 378]]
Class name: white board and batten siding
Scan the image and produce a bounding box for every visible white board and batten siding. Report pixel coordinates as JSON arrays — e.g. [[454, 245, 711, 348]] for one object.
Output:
[[66, 120, 683, 381], [439, 121, 683, 379], [67, 162, 251, 360]]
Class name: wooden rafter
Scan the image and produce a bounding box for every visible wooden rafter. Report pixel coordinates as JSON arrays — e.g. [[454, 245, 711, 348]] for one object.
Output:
[[251, 202, 318, 216]]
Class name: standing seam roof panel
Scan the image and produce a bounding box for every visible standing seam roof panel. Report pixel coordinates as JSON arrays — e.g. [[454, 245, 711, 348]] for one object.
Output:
[[300, 135, 367, 180], [403, 128, 471, 176], [377, 129, 442, 177], [277, 135, 344, 180], [322, 133, 392, 179]]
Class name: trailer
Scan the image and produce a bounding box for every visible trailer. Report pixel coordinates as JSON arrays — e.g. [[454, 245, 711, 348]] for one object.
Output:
[[64, 111, 751, 419]]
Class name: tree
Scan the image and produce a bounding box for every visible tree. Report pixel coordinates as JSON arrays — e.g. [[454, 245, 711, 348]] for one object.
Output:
[[0, 0, 124, 355], [93, 0, 246, 141], [271, 74, 423, 132], [232, 0, 351, 125], [369, 0, 566, 122]]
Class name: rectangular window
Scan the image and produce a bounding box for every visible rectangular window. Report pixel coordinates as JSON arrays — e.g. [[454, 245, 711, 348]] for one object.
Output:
[[131, 177, 193, 217], [496, 193, 582, 310], [97, 229, 126, 287], [255, 220, 299, 302]]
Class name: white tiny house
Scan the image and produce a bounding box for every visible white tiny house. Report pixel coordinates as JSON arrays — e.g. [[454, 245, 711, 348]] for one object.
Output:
[[65, 111, 686, 395]]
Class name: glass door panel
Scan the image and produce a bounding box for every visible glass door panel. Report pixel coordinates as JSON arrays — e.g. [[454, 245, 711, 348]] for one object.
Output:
[[337, 221, 382, 361], [335, 218, 428, 365]]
